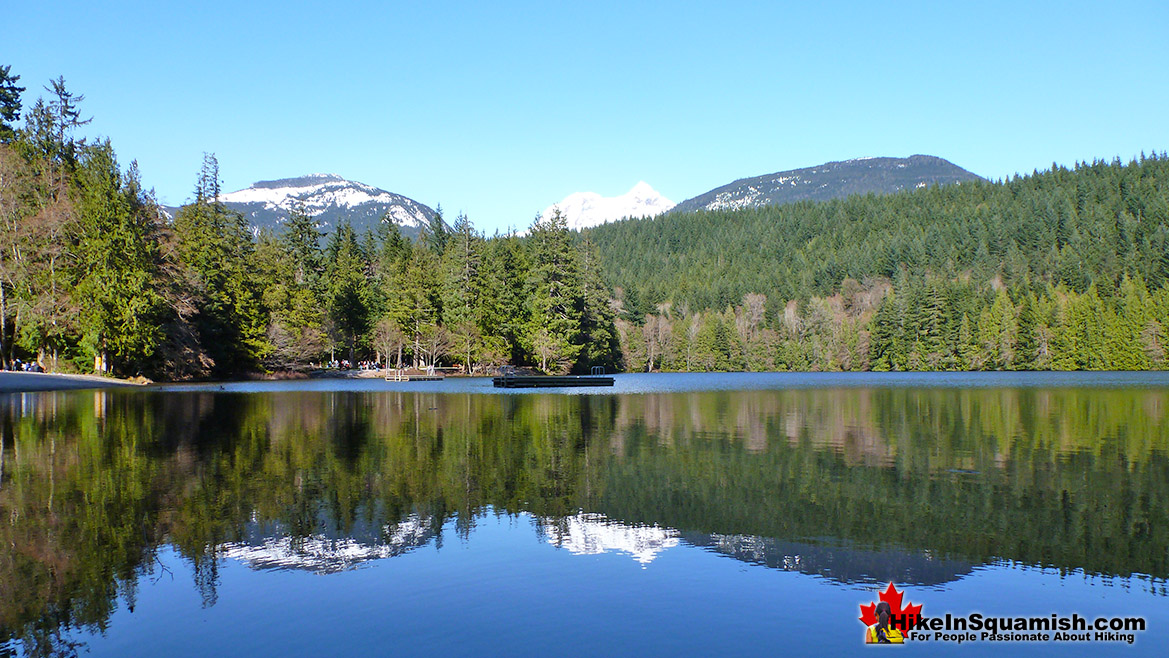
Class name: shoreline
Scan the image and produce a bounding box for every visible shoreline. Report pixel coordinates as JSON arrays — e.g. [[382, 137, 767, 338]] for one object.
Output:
[[0, 371, 143, 393], [0, 368, 490, 393], [5, 368, 1169, 394]]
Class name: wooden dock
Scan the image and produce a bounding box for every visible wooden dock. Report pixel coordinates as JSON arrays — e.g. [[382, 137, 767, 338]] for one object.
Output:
[[492, 375, 614, 388], [385, 370, 445, 382]]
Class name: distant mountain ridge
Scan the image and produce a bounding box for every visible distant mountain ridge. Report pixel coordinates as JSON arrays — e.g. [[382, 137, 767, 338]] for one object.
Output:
[[670, 155, 983, 215], [161, 157, 980, 237], [166, 173, 436, 238]]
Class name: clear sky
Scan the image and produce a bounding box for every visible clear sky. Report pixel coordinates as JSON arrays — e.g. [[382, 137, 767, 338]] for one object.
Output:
[[4, 1, 1167, 233]]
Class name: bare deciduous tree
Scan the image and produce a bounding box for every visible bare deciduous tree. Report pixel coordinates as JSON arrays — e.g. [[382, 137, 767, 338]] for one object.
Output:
[[372, 317, 408, 370], [417, 324, 453, 370]]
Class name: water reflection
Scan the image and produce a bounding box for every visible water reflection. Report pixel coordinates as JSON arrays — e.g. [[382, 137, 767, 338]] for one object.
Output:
[[683, 533, 974, 586], [1, 382, 1167, 654], [541, 513, 678, 565], [220, 513, 440, 574]]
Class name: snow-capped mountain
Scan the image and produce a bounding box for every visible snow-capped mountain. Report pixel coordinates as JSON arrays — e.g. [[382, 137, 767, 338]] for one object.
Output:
[[542, 181, 675, 230], [670, 155, 983, 215], [177, 173, 436, 238]]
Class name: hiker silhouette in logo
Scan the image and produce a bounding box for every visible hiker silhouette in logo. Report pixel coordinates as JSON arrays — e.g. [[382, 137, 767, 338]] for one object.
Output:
[[865, 601, 904, 644]]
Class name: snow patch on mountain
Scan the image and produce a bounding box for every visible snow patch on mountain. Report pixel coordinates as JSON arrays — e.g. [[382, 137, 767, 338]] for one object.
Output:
[[542, 181, 675, 230], [219, 174, 432, 231]]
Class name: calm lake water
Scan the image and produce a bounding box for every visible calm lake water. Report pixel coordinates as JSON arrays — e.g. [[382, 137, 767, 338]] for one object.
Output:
[[2, 372, 1168, 656]]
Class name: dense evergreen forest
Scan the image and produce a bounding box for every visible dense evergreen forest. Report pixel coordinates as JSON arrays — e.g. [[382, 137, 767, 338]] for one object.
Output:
[[590, 152, 1169, 371], [1, 65, 1167, 378]]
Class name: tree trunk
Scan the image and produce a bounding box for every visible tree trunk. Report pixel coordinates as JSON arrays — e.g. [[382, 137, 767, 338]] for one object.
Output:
[[9, 306, 19, 371], [0, 283, 7, 370]]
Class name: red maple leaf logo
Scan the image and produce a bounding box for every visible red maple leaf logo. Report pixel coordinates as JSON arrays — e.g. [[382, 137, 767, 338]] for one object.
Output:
[[859, 582, 923, 629]]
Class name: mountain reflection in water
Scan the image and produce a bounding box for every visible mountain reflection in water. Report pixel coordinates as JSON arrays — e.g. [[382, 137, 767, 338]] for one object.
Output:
[[1, 381, 1167, 654], [220, 513, 440, 574]]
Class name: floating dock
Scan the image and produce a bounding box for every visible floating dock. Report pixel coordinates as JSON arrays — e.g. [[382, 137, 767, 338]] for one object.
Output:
[[493, 375, 614, 388], [385, 370, 446, 382]]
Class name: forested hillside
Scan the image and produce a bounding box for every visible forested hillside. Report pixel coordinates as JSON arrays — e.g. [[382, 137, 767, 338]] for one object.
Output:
[[589, 155, 1169, 371]]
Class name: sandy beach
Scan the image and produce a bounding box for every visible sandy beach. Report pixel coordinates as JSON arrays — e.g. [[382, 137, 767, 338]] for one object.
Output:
[[0, 371, 142, 393]]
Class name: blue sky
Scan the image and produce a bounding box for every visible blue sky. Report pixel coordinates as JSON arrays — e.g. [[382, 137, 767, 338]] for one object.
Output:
[[4, 1, 1167, 232]]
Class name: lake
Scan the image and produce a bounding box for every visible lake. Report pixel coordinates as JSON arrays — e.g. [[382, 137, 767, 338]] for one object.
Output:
[[2, 372, 1168, 656]]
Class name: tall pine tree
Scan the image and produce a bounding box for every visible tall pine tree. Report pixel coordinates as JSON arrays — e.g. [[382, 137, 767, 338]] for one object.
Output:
[[525, 209, 582, 373]]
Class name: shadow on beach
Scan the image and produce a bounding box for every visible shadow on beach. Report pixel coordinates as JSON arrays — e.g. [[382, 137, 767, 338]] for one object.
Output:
[[0, 371, 139, 393]]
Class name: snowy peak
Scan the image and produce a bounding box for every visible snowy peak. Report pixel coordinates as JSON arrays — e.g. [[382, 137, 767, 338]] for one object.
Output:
[[221, 174, 401, 212], [626, 180, 657, 198], [212, 174, 436, 238], [543, 181, 676, 230]]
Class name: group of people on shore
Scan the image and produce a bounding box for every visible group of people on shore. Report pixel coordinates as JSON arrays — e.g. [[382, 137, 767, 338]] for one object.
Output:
[[319, 359, 377, 370], [316, 360, 469, 374], [5, 359, 45, 373]]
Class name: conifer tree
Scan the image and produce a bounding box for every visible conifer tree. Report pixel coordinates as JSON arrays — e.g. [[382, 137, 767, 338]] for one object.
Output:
[[525, 209, 582, 373], [1016, 292, 1041, 369], [868, 291, 900, 371], [441, 212, 482, 370], [376, 212, 411, 269], [0, 65, 24, 143], [400, 243, 441, 367], [72, 142, 167, 374], [173, 154, 267, 374], [323, 221, 371, 365], [283, 202, 323, 286], [255, 226, 326, 370], [423, 204, 448, 256], [477, 233, 528, 365], [576, 234, 621, 373], [368, 214, 412, 335], [1108, 275, 1153, 369], [44, 77, 90, 168], [979, 289, 1018, 369]]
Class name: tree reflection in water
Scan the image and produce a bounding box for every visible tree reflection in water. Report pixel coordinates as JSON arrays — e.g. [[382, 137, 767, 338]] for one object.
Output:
[[1, 385, 1167, 654]]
